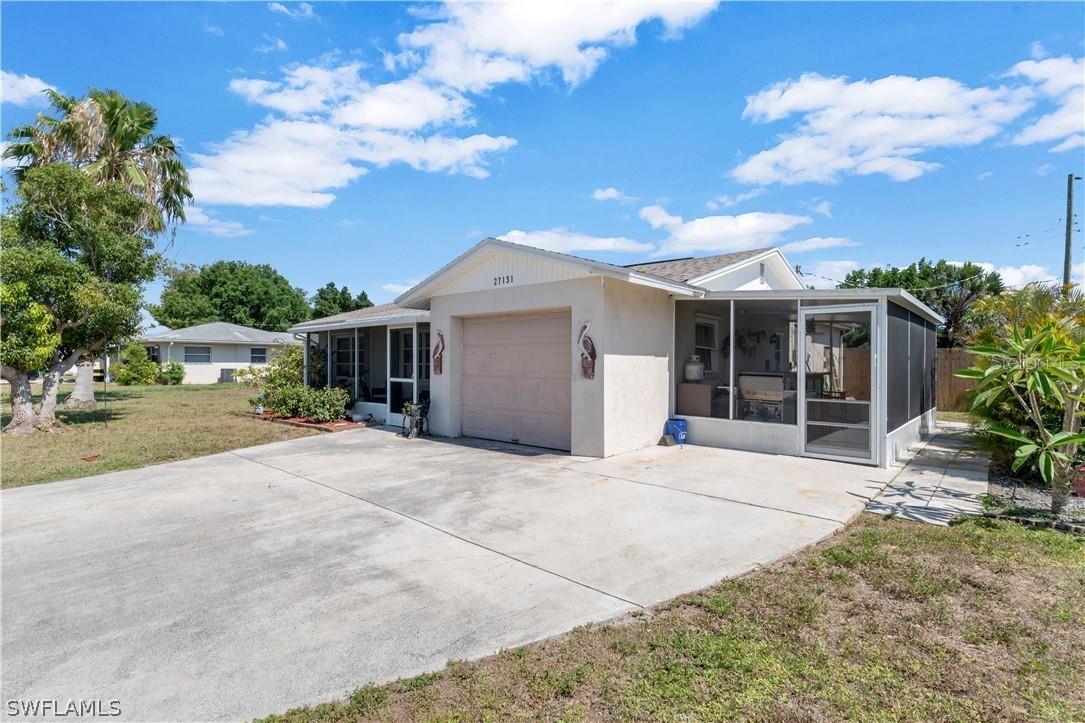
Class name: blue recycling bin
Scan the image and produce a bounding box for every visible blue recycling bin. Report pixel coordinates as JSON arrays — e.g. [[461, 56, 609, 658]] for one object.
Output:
[[664, 418, 687, 445]]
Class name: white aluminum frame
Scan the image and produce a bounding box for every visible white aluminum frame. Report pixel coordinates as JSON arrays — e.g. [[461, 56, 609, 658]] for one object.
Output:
[[798, 302, 880, 465], [386, 324, 417, 428]]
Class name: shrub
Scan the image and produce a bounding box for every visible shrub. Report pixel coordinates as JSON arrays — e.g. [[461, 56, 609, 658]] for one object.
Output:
[[236, 346, 303, 393], [112, 342, 159, 385], [158, 361, 185, 385], [265, 384, 349, 423]]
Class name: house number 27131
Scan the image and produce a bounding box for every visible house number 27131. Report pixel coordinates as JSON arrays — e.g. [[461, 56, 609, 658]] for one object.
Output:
[[493, 275, 513, 286]]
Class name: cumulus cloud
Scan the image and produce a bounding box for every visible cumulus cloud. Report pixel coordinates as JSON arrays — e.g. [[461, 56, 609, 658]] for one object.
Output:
[[268, 2, 316, 20], [956, 261, 1057, 288], [591, 187, 633, 203], [800, 260, 861, 288], [977, 171, 993, 181], [255, 35, 288, 53], [204, 21, 224, 37], [229, 63, 365, 115], [732, 72, 1032, 185], [398, 2, 719, 92], [331, 79, 470, 130], [382, 278, 421, 294], [185, 207, 253, 238], [499, 227, 652, 254], [1005, 54, 1084, 152], [706, 188, 763, 210], [639, 204, 812, 257], [807, 199, 832, 217], [1, 70, 56, 106], [779, 236, 856, 254]]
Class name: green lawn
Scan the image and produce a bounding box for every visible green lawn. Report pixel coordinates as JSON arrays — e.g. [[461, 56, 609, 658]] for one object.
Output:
[[937, 410, 973, 424], [262, 516, 1085, 723], [1, 383, 315, 488]]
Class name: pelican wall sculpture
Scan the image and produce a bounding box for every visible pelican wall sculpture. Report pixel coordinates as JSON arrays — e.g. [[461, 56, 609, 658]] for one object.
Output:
[[577, 321, 596, 380]]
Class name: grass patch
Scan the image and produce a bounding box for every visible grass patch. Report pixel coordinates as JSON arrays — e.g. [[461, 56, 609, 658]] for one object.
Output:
[[1, 383, 314, 488], [258, 516, 1085, 722], [937, 410, 973, 424]]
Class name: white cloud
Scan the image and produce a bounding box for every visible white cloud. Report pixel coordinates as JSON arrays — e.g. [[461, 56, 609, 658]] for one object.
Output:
[[190, 118, 517, 206], [639, 204, 812, 257], [255, 34, 288, 53], [185, 207, 253, 238], [382, 279, 421, 294], [962, 261, 1057, 288], [204, 21, 224, 37], [977, 171, 993, 181], [706, 188, 763, 210], [229, 63, 365, 115], [591, 187, 633, 203], [1035, 163, 1055, 176], [802, 198, 832, 217], [331, 79, 470, 130], [779, 236, 856, 254], [732, 72, 1032, 185], [1, 70, 56, 106], [800, 260, 861, 288], [499, 227, 652, 254], [1030, 42, 1050, 61], [398, 2, 718, 92], [268, 2, 316, 20], [1006, 55, 1084, 153]]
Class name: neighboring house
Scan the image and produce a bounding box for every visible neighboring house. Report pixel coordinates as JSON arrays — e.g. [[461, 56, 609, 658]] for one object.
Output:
[[140, 322, 301, 384], [294, 239, 942, 467]]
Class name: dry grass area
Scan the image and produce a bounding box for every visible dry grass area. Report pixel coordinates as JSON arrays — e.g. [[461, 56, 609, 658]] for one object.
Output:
[[262, 516, 1085, 723], [1, 384, 314, 488]]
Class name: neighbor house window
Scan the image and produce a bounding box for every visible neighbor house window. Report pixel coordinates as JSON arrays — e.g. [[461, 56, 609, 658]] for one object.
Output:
[[145, 346, 159, 363], [184, 346, 211, 363], [250, 347, 267, 364]]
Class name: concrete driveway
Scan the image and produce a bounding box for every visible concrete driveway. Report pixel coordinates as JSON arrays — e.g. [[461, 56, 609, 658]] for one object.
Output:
[[2, 429, 897, 721]]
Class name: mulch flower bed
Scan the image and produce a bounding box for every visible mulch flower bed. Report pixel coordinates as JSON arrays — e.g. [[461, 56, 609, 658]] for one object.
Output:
[[244, 411, 365, 433]]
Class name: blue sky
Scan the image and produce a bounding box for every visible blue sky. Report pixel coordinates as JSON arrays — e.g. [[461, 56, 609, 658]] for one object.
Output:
[[2, 1, 1083, 308]]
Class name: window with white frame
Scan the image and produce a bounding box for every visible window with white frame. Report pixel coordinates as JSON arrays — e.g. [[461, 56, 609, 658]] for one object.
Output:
[[184, 346, 211, 363], [250, 347, 267, 364], [145, 346, 159, 363], [693, 314, 720, 372]]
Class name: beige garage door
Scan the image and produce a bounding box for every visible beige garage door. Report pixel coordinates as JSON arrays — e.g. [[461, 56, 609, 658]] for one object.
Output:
[[462, 311, 572, 451]]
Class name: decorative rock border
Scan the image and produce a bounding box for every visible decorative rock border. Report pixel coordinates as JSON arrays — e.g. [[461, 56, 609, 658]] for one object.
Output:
[[243, 411, 364, 433], [981, 511, 1085, 535]]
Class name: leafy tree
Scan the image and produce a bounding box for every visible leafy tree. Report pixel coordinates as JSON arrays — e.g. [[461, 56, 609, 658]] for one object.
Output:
[[5, 88, 191, 409], [150, 261, 311, 331], [4, 88, 192, 231], [958, 320, 1085, 514], [841, 259, 1004, 347], [311, 282, 373, 319], [0, 164, 160, 433]]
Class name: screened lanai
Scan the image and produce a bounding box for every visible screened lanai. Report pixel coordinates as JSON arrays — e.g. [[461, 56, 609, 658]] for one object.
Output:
[[290, 304, 431, 427], [672, 290, 941, 466]]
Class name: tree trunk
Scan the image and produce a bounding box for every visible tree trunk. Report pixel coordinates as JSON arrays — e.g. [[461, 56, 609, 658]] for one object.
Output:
[[2, 372, 40, 435], [36, 366, 65, 430], [63, 359, 98, 410], [1051, 479, 1069, 515]]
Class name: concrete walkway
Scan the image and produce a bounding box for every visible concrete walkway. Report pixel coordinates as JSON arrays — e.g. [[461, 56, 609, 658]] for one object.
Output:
[[866, 423, 988, 525]]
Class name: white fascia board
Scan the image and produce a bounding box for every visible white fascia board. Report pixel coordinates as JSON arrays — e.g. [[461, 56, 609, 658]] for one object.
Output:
[[395, 237, 701, 306], [685, 249, 804, 290], [289, 314, 429, 334]]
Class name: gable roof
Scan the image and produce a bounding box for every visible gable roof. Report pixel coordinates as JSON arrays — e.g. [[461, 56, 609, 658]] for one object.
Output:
[[140, 322, 301, 345], [291, 303, 430, 333], [395, 237, 702, 309], [625, 248, 772, 283]]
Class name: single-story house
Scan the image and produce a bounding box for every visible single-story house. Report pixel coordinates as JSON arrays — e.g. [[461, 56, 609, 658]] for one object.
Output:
[[292, 238, 942, 467], [140, 322, 301, 384]]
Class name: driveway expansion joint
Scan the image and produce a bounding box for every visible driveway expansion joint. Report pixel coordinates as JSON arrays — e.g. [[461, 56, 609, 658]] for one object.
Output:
[[229, 450, 646, 610]]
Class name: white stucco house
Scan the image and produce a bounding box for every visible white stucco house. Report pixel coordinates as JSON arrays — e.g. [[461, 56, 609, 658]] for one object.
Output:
[[292, 238, 942, 467], [140, 322, 301, 384]]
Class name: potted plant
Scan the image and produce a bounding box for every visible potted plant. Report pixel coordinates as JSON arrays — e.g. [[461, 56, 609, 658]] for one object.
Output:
[[250, 394, 266, 416]]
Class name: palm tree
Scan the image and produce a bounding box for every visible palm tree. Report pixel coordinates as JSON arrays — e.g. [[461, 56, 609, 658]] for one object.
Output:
[[4, 88, 192, 232], [5, 88, 193, 409]]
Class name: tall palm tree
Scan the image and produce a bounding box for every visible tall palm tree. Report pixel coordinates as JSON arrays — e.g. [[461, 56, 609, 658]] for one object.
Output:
[[4, 88, 192, 232], [5, 88, 193, 409]]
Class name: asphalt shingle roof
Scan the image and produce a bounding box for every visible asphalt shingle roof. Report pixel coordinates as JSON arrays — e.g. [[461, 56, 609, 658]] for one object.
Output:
[[140, 322, 301, 345], [294, 303, 430, 329], [625, 248, 772, 283]]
